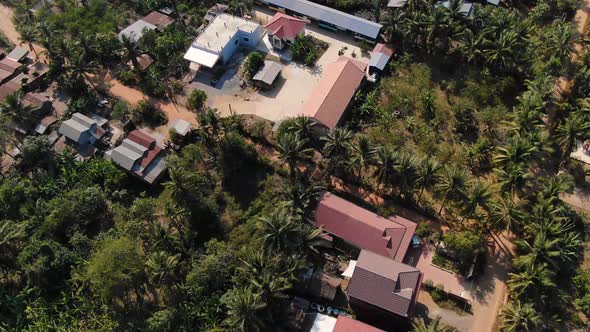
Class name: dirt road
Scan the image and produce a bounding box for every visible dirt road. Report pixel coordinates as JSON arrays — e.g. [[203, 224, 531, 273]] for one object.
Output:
[[0, 4, 46, 61]]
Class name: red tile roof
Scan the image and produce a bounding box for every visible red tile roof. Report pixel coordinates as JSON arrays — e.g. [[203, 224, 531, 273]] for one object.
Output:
[[264, 12, 307, 40], [301, 57, 367, 129], [315, 192, 416, 262], [333, 316, 385, 332], [348, 250, 422, 318], [372, 43, 394, 57], [141, 11, 175, 28]]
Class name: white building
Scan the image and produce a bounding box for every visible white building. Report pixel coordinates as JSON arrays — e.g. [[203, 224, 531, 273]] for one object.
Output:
[[183, 14, 264, 69]]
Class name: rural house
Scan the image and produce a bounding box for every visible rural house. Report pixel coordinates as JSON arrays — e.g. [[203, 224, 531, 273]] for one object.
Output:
[[264, 12, 307, 49]]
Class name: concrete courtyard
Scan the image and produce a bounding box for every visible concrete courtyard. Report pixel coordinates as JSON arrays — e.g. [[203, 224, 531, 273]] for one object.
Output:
[[187, 7, 371, 125]]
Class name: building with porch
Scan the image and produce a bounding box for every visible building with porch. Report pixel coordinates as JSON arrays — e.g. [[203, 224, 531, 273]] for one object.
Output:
[[264, 12, 307, 49], [183, 14, 264, 70]]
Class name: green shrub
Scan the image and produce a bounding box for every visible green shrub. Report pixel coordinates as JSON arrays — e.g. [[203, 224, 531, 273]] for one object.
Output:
[[188, 89, 208, 112], [431, 284, 447, 302], [111, 100, 129, 120], [132, 101, 168, 127], [118, 69, 137, 85], [243, 52, 265, 79]]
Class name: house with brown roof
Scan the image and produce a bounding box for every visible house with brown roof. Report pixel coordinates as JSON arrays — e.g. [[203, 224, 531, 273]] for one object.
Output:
[[305, 314, 385, 332], [314, 192, 417, 262], [347, 250, 422, 319], [264, 12, 307, 49], [105, 129, 168, 184], [300, 57, 367, 131]]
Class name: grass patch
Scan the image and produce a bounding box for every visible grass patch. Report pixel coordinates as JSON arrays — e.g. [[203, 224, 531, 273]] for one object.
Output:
[[423, 280, 472, 315], [432, 251, 461, 274]]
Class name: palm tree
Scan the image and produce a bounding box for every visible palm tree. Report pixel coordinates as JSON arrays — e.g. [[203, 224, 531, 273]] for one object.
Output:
[[145, 251, 180, 287], [276, 132, 312, 180], [513, 233, 561, 270], [164, 167, 203, 206], [395, 152, 419, 200], [120, 34, 141, 70], [488, 198, 524, 233], [373, 146, 398, 194], [417, 158, 441, 204], [321, 128, 353, 158], [508, 263, 555, 301], [257, 203, 300, 252], [554, 113, 590, 164], [164, 203, 190, 238], [349, 136, 376, 182], [460, 179, 492, 222], [221, 286, 267, 332], [199, 108, 223, 143], [494, 164, 531, 199], [435, 166, 467, 215], [289, 116, 316, 142], [493, 137, 536, 168], [412, 316, 453, 332], [18, 25, 38, 60], [484, 30, 522, 72], [500, 301, 541, 332], [65, 50, 99, 91]]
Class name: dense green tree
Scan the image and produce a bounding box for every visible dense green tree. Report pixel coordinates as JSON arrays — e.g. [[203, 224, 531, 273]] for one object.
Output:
[[221, 286, 267, 332], [276, 132, 312, 180], [501, 301, 541, 332]]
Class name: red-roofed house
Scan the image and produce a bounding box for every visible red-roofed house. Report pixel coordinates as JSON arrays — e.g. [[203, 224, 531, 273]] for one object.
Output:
[[333, 315, 385, 332], [348, 250, 422, 319], [314, 192, 416, 262], [264, 12, 307, 49], [105, 129, 168, 184], [301, 57, 367, 130]]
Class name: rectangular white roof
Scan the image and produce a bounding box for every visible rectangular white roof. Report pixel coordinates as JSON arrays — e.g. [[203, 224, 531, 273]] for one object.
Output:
[[118, 20, 157, 43], [183, 46, 220, 68], [262, 0, 382, 39], [310, 314, 337, 332], [193, 14, 260, 53]]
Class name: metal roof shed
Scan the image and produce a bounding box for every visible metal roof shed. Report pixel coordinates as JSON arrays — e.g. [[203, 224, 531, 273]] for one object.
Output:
[[262, 0, 382, 39], [253, 61, 282, 87], [118, 20, 157, 43], [7, 47, 29, 62], [368, 52, 390, 71]]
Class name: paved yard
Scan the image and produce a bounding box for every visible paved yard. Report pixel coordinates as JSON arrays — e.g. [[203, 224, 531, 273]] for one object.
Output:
[[186, 7, 371, 125]]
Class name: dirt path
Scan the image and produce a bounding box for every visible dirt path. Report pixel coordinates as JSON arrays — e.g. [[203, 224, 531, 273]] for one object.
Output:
[[0, 4, 46, 62], [93, 71, 198, 138]]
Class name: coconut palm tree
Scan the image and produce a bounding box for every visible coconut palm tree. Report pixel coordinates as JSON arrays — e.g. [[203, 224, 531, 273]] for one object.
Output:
[[435, 166, 468, 215], [500, 301, 541, 332], [321, 128, 354, 158], [412, 316, 454, 332], [493, 137, 536, 168], [416, 158, 441, 204], [18, 25, 38, 60], [199, 108, 223, 143], [257, 204, 300, 252], [120, 34, 141, 70], [145, 251, 180, 287], [221, 286, 267, 332], [494, 163, 531, 199], [484, 30, 522, 72], [395, 152, 419, 200], [460, 179, 492, 222], [164, 203, 190, 238], [488, 198, 524, 233], [349, 136, 376, 182], [276, 132, 313, 180], [289, 116, 316, 142], [513, 233, 561, 270], [554, 113, 590, 164], [164, 167, 203, 206], [0, 91, 33, 131], [508, 263, 556, 301], [373, 146, 398, 194]]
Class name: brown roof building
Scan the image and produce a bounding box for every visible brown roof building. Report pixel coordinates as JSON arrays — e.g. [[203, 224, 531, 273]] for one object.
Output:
[[333, 315, 385, 332], [141, 11, 175, 28], [301, 57, 367, 129], [314, 192, 416, 262], [348, 250, 422, 318]]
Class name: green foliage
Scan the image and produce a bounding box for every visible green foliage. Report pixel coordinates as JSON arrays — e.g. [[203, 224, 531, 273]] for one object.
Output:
[[243, 52, 264, 79], [132, 100, 168, 127], [187, 89, 208, 113], [442, 231, 485, 262], [83, 237, 144, 302], [217, 131, 258, 180], [573, 269, 590, 317], [291, 35, 328, 66]]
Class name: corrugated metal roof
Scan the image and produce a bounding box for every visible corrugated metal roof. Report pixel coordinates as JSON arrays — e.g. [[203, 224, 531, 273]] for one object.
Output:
[[253, 60, 282, 85], [314, 192, 416, 261], [368, 52, 390, 71], [333, 316, 385, 332], [58, 113, 99, 143], [262, 0, 382, 39], [7, 47, 29, 62], [141, 11, 174, 28], [118, 20, 157, 43], [387, 0, 407, 7], [347, 250, 421, 318], [301, 57, 366, 129]]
